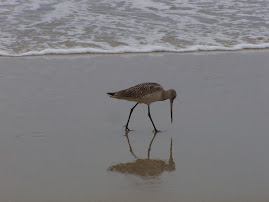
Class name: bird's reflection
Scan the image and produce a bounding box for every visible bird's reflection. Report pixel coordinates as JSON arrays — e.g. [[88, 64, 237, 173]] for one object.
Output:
[[108, 131, 175, 179]]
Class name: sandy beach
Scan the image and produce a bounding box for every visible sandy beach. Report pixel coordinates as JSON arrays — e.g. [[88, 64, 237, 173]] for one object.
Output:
[[1, 50, 269, 201]]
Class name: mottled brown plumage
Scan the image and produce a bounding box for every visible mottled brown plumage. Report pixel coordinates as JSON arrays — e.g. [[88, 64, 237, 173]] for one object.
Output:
[[108, 83, 165, 105], [113, 83, 163, 99], [107, 82, 177, 132]]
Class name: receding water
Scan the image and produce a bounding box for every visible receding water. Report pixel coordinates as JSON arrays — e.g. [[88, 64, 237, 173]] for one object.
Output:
[[1, 0, 269, 56]]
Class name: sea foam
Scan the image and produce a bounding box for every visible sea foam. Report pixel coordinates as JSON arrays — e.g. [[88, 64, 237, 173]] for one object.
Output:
[[1, 43, 269, 57], [1, 0, 269, 56]]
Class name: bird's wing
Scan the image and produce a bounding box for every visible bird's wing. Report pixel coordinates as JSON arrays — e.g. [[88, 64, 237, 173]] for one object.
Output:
[[117, 83, 164, 98]]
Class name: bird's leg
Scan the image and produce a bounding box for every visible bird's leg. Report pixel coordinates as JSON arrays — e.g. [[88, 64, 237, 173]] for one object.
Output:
[[125, 102, 139, 131], [148, 105, 160, 133]]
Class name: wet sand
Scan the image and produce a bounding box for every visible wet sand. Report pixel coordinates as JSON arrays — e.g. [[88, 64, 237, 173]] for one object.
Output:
[[1, 51, 269, 201]]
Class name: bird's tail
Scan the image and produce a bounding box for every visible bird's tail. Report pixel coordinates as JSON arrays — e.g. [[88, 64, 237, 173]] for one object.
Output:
[[107, 92, 115, 97]]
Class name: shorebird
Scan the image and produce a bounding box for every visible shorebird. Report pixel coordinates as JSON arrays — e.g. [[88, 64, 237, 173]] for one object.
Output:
[[107, 82, 177, 132]]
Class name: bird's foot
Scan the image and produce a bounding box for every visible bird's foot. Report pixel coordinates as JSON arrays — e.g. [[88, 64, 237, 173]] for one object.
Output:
[[124, 125, 131, 131], [153, 129, 161, 133]]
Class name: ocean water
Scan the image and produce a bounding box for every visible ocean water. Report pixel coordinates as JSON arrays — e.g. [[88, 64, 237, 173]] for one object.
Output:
[[1, 0, 269, 56]]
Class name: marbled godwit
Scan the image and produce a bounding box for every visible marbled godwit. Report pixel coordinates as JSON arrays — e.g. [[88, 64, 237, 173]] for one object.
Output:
[[107, 82, 177, 132]]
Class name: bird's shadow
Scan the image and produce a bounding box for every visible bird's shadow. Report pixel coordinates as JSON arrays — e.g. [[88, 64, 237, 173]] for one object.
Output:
[[107, 130, 175, 179]]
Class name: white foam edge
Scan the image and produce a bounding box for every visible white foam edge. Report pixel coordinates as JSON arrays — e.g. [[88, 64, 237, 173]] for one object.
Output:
[[1, 43, 269, 57]]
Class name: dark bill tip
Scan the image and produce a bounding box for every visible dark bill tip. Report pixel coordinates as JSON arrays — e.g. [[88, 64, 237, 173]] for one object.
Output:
[[170, 100, 173, 123]]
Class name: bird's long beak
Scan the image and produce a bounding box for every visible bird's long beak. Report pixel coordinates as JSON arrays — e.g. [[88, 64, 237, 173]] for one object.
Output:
[[170, 100, 174, 123]]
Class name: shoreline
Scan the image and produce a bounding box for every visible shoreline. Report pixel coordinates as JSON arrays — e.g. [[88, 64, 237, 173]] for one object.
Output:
[[1, 46, 269, 58]]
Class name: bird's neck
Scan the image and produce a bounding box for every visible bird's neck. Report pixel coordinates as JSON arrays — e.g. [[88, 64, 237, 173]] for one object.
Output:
[[162, 90, 170, 101]]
